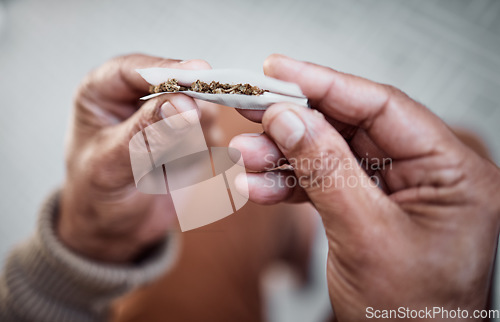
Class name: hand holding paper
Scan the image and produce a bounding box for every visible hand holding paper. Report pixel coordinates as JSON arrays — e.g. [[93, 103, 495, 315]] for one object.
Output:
[[137, 68, 309, 110]]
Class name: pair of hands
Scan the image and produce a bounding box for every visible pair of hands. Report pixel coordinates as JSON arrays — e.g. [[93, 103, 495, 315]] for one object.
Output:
[[58, 53, 500, 320]]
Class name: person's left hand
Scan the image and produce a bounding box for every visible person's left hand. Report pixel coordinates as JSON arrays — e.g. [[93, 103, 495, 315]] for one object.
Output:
[[58, 54, 216, 262]]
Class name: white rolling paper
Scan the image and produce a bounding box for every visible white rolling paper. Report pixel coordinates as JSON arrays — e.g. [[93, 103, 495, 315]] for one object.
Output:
[[137, 68, 309, 110]]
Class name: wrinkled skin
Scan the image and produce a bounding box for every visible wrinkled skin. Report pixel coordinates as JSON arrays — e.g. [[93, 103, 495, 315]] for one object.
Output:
[[58, 54, 315, 322], [58, 54, 217, 262], [231, 54, 500, 321]]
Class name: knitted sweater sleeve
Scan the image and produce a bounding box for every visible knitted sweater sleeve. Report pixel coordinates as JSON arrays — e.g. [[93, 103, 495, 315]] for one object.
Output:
[[0, 190, 179, 322]]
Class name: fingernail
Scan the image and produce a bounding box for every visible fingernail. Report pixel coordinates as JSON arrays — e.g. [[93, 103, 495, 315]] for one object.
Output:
[[161, 102, 189, 130], [269, 110, 305, 149], [240, 133, 262, 137], [160, 101, 171, 116], [172, 100, 195, 114], [179, 59, 194, 64]]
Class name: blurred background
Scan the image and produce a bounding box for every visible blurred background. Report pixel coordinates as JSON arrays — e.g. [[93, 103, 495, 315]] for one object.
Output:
[[0, 0, 499, 321]]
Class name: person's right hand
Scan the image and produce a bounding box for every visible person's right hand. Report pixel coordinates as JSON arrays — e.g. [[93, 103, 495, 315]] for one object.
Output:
[[58, 54, 213, 263], [230, 54, 500, 320]]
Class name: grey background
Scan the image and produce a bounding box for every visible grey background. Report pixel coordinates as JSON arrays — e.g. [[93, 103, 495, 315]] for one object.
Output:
[[0, 0, 499, 320]]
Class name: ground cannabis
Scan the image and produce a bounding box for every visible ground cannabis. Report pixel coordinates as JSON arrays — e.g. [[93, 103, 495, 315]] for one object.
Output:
[[149, 79, 267, 96]]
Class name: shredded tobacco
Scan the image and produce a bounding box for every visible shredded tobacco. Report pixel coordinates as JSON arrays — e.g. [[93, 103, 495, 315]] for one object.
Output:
[[149, 78, 267, 96]]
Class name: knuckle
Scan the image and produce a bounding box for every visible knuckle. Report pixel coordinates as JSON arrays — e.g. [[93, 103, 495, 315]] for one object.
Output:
[[74, 56, 122, 103], [382, 84, 405, 101], [73, 70, 96, 103], [383, 84, 399, 95], [118, 53, 143, 61], [109, 53, 145, 67], [86, 144, 130, 190], [290, 147, 342, 191], [383, 84, 416, 110]]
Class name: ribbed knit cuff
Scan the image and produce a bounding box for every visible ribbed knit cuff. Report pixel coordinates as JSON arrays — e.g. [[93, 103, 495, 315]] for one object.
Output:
[[0, 190, 179, 322]]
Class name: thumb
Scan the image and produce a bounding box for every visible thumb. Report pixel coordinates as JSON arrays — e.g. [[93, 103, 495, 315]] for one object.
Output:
[[88, 93, 200, 190], [262, 102, 396, 234]]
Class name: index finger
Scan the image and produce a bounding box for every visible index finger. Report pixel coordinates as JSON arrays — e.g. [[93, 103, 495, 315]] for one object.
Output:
[[262, 54, 454, 159]]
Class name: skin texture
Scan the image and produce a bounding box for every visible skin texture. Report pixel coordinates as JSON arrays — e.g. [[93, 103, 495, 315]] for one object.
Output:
[[59, 54, 220, 262], [59, 52, 500, 321], [58, 54, 316, 321], [230, 54, 500, 321]]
